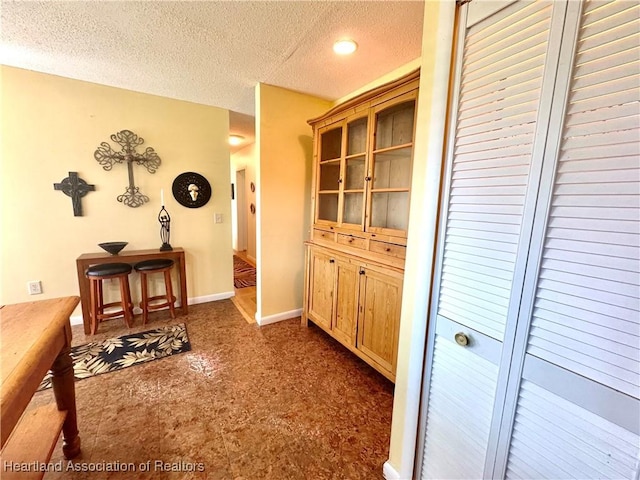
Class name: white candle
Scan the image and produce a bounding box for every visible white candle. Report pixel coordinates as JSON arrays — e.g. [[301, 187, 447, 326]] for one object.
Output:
[[161, 188, 164, 206]]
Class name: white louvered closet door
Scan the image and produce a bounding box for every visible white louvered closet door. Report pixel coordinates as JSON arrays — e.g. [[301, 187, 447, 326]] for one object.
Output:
[[500, 1, 640, 478], [418, 0, 640, 479], [418, 1, 567, 478]]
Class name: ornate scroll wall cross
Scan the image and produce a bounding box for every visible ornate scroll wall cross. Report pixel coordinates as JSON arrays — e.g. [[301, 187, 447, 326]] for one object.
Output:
[[94, 130, 161, 207]]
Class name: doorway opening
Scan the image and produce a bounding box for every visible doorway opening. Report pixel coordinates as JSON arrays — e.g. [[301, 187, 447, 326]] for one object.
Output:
[[231, 168, 256, 323]]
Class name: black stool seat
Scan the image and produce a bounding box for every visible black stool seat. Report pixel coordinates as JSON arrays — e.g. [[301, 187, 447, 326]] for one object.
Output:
[[85, 262, 133, 335], [86, 263, 132, 277], [134, 258, 177, 325], [134, 259, 174, 271]]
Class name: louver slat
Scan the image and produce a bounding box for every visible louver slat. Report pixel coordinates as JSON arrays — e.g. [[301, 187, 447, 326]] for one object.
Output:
[[505, 381, 640, 479], [437, 1, 552, 341], [422, 336, 499, 480], [526, 0, 640, 398]]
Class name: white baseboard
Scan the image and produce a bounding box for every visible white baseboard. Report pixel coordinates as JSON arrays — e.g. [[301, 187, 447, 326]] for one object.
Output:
[[70, 292, 235, 326], [256, 308, 302, 326], [188, 291, 235, 305], [383, 461, 403, 480]]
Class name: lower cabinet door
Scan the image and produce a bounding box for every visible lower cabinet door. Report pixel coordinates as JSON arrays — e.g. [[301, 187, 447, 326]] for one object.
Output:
[[307, 248, 335, 331], [332, 259, 359, 346], [356, 265, 403, 376]]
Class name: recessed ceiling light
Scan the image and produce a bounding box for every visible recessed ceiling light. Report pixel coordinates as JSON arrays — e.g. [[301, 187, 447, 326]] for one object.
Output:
[[229, 135, 244, 146], [333, 39, 357, 55]]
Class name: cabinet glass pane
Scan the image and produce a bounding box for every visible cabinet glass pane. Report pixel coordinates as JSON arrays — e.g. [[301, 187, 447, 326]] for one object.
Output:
[[343, 193, 363, 225], [375, 101, 415, 149], [345, 156, 365, 190], [347, 118, 368, 155], [318, 194, 338, 222], [372, 147, 412, 189], [319, 161, 340, 191], [321, 127, 342, 161], [370, 192, 409, 231]]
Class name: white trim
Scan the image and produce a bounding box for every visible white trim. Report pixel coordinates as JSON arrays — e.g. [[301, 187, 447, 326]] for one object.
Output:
[[70, 292, 235, 326], [188, 291, 235, 305], [255, 308, 302, 326], [383, 461, 403, 480], [70, 306, 143, 326], [390, 2, 457, 479]]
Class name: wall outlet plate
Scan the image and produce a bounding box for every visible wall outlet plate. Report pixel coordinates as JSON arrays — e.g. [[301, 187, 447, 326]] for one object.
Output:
[[27, 280, 42, 295]]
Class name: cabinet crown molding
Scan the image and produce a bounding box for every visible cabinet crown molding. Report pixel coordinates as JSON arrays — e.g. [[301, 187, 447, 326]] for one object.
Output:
[[307, 68, 421, 126]]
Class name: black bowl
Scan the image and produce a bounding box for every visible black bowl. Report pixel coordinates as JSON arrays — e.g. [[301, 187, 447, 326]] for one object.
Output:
[[98, 242, 128, 255]]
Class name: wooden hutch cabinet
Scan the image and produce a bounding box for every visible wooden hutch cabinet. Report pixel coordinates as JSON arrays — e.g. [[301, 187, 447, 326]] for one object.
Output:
[[303, 69, 419, 382]]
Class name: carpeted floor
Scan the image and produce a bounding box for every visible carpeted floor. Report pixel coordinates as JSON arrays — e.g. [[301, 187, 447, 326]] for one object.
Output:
[[33, 300, 394, 479], [233, 254, 256, 289]]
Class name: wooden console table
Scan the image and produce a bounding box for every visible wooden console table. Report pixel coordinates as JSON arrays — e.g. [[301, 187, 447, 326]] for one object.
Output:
[[0, 297, 81, 478], [76, 248, 188, 335]]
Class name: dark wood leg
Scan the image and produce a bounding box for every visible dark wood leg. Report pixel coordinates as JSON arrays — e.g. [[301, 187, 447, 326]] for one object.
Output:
[[140, 272, 149, 325], [178, 253, 188, 314], [89, 279, 98, 336], [77, 260, 91, 335], [51, 345, 81, 459], [120, 276, 133, 328], [165, 269, 176, 319]]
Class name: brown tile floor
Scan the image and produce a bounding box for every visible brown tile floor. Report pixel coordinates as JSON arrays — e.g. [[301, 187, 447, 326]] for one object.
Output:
[[33, 300, 394, 480]]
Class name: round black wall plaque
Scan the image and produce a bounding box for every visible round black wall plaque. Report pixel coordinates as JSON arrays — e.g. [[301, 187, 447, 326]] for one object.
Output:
[[172, 172, 212, 208]]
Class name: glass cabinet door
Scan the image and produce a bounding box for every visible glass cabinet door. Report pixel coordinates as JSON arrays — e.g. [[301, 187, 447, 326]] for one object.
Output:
[[341, 117, 368, 228], [367, 97, 416, 235], [316, 126, 342, 223]]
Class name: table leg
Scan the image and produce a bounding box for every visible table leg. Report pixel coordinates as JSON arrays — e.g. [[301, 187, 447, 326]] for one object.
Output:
[[76, 260, 91, 334], [179, 252, 188, 314], [51, 343, 81, 459]]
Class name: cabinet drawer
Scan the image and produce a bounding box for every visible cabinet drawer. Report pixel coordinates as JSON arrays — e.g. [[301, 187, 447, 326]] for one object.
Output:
[[337, 234, 367, 249], [313, 229, 335, 242], [369, 240, 406, 259]]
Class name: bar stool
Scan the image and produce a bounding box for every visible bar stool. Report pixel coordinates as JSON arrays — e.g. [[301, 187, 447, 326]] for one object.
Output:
[[134, 259, 176, 325], [85, 263, 134, 335]]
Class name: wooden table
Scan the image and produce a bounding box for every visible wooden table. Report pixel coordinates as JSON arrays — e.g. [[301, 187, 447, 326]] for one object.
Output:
[[76, 248, 188, 335], [0, 297, 81, 478]]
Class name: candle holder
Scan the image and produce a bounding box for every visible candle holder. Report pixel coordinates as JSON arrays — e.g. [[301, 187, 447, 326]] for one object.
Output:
[[158, 205, 173, 251]]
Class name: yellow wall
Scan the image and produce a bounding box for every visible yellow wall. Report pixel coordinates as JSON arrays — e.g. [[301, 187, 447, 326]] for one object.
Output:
[[230, 142, 257, 261], [255, 84, 331, 321], [1, 66, 234, 315], [386, 2, 457, 478]]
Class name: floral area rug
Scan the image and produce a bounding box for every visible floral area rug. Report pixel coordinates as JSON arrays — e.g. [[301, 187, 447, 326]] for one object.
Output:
[[37, 324, 191, 391], [233, 255, 256, 289]]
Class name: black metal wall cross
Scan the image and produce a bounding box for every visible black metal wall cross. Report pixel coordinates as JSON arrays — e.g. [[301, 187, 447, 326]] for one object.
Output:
[[94, 130, 161, 208], [53, 172, 95, 216]]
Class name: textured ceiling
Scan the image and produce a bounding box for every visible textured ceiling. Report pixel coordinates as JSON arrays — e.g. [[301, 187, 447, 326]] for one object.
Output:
[[0, 1, 424, 148]]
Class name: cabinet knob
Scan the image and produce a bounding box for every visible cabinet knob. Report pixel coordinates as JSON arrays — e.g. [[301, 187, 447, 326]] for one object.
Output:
[[454, 332, 470, 347], [365, 176, 372, 181], [338, 178, 343, 183], [329, 259, 335, 263], [359, 269, 365, 275]]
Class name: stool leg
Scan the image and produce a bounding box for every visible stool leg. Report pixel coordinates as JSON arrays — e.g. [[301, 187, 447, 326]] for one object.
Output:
[[120, 276, 133, 328], [140, 272, 149, 325], [164, 269, 176, 319], [97, 279, 104, 317], [89, 279, 99, 335]]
